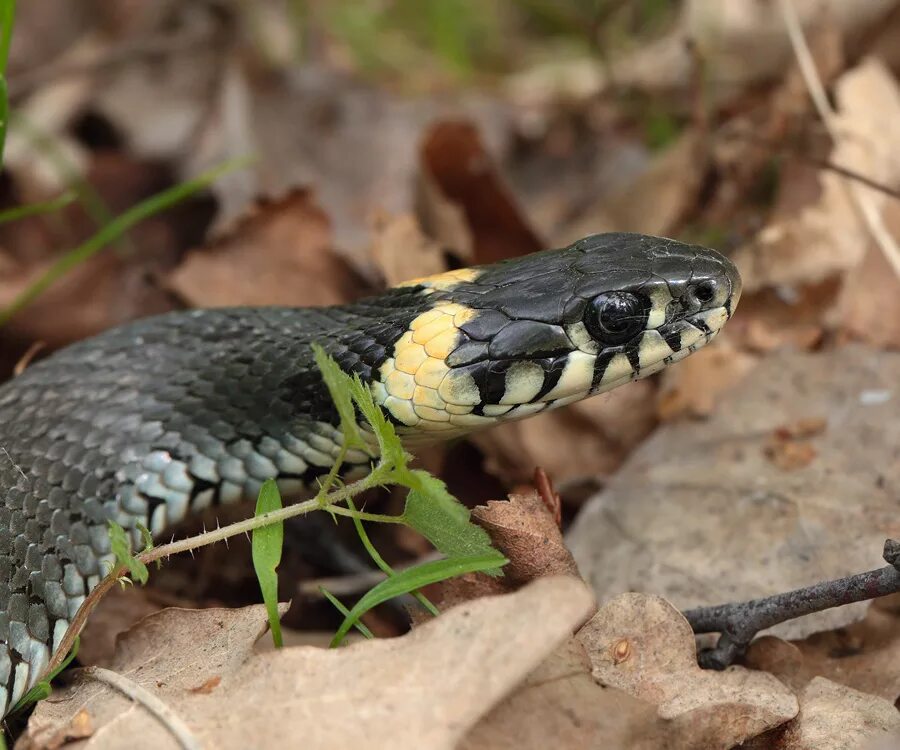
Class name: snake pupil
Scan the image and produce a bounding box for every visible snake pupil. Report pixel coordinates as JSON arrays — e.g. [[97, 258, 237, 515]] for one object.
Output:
[[585, 292, 648, 345]]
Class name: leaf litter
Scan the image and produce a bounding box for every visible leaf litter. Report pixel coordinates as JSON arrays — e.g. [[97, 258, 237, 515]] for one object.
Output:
[[4, 1, 900, 748]]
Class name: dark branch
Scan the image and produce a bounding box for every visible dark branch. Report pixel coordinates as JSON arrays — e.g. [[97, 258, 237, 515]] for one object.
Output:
[[683, 539, 900, 669]]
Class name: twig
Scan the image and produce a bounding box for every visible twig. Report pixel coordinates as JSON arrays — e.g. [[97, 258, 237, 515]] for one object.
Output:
[[684, 539, 900, 669], [43, 460, 394, 683], [82, 667, 201, 750], [778, 0, 900, 279]]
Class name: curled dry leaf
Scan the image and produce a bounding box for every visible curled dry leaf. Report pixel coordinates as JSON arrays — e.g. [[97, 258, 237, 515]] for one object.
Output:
[[579, 593, 798, 749], [368, 212, 448, 287], [472, 490, 580, 586], [775, 677, 900, 750], [167, 188, 372, 308], [23, 578, 596, 750], [424, 487, 585, 614], [419, 119, 543, 264]]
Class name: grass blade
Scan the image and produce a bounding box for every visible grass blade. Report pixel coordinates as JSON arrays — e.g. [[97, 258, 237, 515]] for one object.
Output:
[[0, 190, 76, 225], [330, 551, 507, 647], [319, 588, 375, 639], [0, 156, 251, 327], [252, 479, 284, 649]]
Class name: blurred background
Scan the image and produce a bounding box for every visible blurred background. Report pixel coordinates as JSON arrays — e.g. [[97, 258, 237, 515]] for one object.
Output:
[[2, 0, 899, 639]]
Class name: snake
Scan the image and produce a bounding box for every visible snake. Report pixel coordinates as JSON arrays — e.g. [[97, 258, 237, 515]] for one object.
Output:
[[0, 231, 741, 715]]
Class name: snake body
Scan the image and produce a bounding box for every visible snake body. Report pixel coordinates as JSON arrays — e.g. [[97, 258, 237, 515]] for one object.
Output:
[[0, 232, 740, 714]]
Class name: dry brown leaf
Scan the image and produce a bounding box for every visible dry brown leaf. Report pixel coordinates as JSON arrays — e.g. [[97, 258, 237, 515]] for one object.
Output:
[[472, 491, 580, 585], [579, 593, 799, 749], [419, 119, 543, 264], [167, 189, 371, 308], [733, 58, 900, 291], [76, 586, 165, 668], [368, 212, 448, 287], [657, 339, 758, 420], [24, 577, 596, 750], [745, 595, 900, 703], [471, 379, 657, 486], [776, 677, 900, 750], [461, 637, 667, 750], [568, 346, 900, 639], [835, 202, 900, 349], [558, 131, 707, 246]]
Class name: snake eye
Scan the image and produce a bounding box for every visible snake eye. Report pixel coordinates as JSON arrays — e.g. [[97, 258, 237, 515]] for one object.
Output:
[[584, 292, 649, 346]]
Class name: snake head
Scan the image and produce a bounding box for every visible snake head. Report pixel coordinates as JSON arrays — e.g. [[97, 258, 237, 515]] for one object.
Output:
[[373, 232, 741, 438]]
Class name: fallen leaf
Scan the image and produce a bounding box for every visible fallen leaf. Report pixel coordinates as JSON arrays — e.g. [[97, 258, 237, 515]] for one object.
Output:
[[775, 677, 900, 750], [568, 346, 900, 639], [558, 131, 708, 245], [461, 637, 666, 750], [24, 577, 596, 750], [835, 203, 900, 349], [167, 189, 371, 308], [472, 491, 581, 585], [657, 340, 758, 420], [733, 58, 900, 291], [368, 211, 449, 287], [419, 119, 543, 264], [579, 593, 799, 749], [471, 379, 658, 486]]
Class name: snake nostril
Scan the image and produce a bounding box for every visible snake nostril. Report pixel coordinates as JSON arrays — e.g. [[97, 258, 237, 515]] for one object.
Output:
[[691, 280, 717, 305]]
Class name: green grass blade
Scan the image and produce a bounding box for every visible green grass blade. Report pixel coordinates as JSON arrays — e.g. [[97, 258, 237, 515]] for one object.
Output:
[[0, 157, 251, 327], [252, 479, 284, 649], [0, 190, 76, 225], [346, 495, 439, 616], [319, 588, 374, 639], [330, 551, 507, 647], [0, 0, 15, 166]]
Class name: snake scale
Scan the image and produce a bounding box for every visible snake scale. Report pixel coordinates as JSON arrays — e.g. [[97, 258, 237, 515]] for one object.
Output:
[[0, 232, 741, 715]]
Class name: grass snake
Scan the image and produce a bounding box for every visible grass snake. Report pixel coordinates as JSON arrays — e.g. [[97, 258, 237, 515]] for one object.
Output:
[[0, 231, 741, 715]]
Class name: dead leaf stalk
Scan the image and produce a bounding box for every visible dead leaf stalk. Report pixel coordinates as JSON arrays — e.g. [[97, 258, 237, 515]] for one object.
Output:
[[82, 666, 202, 750]]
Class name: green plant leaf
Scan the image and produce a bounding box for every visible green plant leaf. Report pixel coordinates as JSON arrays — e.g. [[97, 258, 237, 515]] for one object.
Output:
[[319, 588, 374, 639], [401, 469, 502, 575], [252, 479, 284, 649], [311, 342, 366, 450], [107, 521, 149, 585], [330, 551, 507, 647], [348, 372, 408, 471]]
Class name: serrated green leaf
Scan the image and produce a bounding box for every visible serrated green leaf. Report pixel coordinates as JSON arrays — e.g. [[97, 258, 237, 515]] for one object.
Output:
[[331, 551, 507, 647], [252, 479, 284, 648], [107, 521, 149, 584], [400, 469, 502, 575], [311, 343, 366, 450], [348, 372, 407, 470]]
